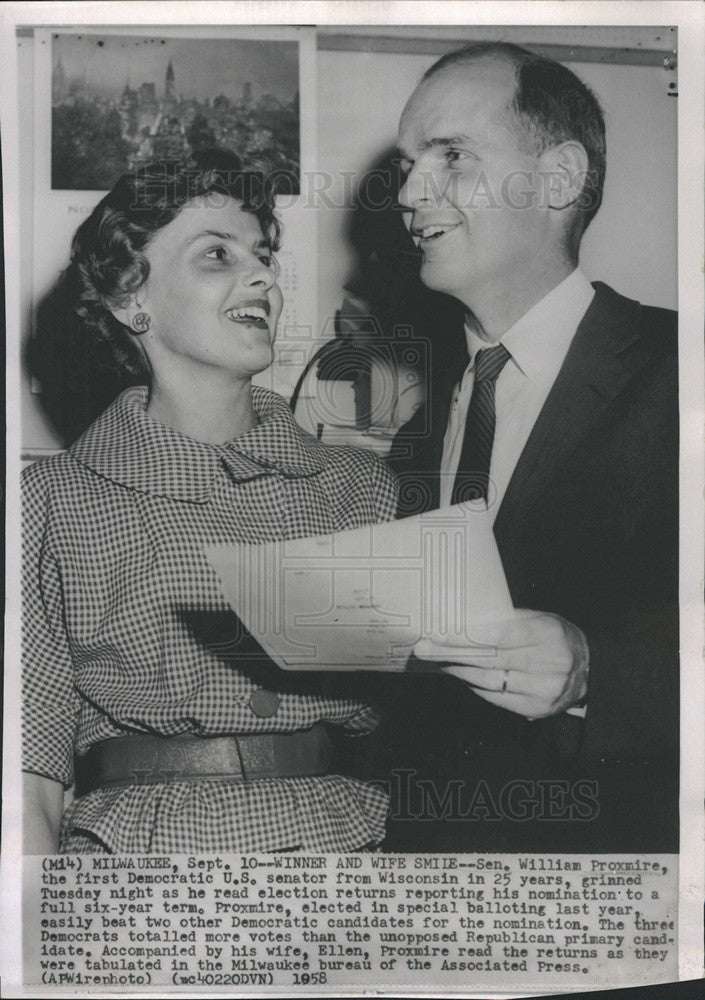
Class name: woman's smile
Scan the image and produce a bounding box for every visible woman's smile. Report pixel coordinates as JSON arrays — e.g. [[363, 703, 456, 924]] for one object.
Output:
[[224, 298, 271, 330]]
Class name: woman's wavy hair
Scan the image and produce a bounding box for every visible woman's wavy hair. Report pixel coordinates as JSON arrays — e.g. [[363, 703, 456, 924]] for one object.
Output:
[[66, 148, 281, 381]]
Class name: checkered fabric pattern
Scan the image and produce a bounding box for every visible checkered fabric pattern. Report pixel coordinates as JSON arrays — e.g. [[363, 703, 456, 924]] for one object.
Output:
[[23, 385, 397, 853]]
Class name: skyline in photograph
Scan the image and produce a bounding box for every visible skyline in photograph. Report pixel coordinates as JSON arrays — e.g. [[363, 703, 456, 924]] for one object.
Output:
[[52, 33, 299, 103], [51, 32, 300, 191]]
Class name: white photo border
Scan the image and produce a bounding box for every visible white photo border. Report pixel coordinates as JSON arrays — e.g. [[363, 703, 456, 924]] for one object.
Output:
[[2, 2, 702, 996]]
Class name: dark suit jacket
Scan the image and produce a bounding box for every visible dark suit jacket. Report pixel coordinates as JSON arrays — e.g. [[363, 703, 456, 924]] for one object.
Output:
[[369, 282, 679, 853]]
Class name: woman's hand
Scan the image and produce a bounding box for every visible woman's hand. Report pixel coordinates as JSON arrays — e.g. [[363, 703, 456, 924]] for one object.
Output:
[[23, 773, 64, 854]]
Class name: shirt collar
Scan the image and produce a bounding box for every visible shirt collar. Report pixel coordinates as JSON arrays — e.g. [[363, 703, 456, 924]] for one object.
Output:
[[69, 385, 328, 503], [465, 269, 595, 383]]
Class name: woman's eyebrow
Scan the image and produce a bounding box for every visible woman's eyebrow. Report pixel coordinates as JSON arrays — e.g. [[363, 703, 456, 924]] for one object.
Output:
[[186, 230, 271, 252], [186, 229, 236, 245]]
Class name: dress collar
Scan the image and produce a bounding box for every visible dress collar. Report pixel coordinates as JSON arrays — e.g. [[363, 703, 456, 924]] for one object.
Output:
[[69, 385, 328, 503]]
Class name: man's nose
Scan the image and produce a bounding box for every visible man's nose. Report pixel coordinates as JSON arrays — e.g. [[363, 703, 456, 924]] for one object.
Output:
[[398, 156, 436, 210]]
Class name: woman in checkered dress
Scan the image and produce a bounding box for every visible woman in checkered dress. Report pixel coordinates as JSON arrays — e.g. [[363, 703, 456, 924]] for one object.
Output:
[[22, 150, 398, 854]]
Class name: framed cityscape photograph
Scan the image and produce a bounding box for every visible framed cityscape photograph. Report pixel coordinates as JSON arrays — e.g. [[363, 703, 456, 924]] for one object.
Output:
[[51, 32, 300, 193]]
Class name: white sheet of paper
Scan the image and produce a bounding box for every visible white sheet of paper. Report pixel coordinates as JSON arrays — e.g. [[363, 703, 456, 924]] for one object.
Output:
[[206, 505, 514, 671]]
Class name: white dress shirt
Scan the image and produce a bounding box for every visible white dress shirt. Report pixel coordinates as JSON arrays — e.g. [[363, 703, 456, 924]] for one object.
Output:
[[440, 269, 596, 513], [440, 269, 595, 717]]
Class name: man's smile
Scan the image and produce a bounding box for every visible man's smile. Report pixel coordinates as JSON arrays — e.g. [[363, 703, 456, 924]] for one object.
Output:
[[410, 221, 462, 247]]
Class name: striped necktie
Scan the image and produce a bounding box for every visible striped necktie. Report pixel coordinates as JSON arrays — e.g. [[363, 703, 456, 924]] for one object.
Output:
[[451, 343, 511, 506]]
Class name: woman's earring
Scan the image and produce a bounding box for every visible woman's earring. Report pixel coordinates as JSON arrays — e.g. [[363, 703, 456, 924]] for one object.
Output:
[[130, 312, 151, 334]]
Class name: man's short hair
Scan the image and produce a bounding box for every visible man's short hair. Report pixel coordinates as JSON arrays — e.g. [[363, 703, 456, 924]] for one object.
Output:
[[423, 42, 606, 252]]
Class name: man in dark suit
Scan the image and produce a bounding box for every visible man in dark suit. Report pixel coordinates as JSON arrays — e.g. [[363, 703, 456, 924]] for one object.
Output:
[[376, 42, 678, 853]]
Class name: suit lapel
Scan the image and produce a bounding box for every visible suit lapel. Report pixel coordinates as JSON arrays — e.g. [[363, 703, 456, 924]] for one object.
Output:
[[494, 283, 648, 549]]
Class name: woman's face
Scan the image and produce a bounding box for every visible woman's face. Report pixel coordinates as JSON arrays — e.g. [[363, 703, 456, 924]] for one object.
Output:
[[133, 195, 283, 381]]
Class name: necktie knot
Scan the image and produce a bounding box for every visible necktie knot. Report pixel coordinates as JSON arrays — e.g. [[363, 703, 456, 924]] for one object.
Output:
[[473, 343, 511, 384]]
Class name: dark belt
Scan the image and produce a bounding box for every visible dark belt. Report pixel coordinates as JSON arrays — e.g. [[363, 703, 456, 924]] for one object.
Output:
[[75, 725, 333, 797]]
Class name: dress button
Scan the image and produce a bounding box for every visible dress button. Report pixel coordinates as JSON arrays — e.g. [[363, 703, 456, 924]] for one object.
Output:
[[249, 689, 281, 718]]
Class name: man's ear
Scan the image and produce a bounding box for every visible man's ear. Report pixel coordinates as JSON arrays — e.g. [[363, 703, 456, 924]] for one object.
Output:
[[541, 141, 590, 211]]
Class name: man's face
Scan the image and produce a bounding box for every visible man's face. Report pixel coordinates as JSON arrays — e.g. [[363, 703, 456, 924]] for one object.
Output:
[[397, 57, 550, 308]]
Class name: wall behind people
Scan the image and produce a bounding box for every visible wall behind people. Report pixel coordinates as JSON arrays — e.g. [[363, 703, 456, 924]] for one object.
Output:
[[19, 27, 677, 453]]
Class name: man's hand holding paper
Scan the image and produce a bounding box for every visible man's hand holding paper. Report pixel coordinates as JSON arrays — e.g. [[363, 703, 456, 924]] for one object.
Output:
[[414, 610, 590, 719]]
